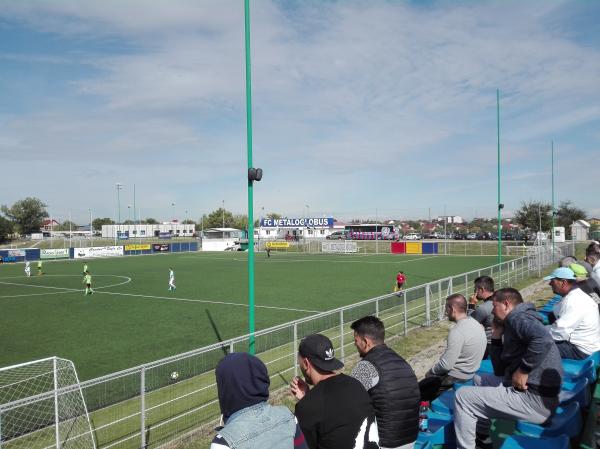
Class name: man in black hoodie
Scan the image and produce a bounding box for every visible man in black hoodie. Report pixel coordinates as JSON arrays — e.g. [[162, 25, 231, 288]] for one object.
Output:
[[453, 288, 562, 449], [211, 353, 308, 449]]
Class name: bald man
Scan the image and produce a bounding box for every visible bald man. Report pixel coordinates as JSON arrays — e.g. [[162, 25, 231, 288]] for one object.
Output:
[[422, 294, 487, 397]]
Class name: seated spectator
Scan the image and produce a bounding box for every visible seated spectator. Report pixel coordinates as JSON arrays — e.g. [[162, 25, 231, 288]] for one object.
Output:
[[454, 288, 562, 449], [211, 353, 308, 449], [350, 316, 419, 449], [585, 242, 600, 295], [468, 276, 495, 359], [544, 267, 600, 359], [290, 334, 379, 449], [420, 294, 486, 397]]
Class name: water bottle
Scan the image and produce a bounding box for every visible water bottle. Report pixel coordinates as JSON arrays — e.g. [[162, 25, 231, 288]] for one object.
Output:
[[419, 401, 430, 432]]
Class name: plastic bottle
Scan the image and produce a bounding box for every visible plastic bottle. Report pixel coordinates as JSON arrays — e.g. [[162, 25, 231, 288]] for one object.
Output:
[[419, 401, 430, 432]]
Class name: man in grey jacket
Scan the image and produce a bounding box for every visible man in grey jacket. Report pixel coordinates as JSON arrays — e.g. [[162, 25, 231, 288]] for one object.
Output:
[[421, 294, 486, 396], [454, 288, 562, 449], [468, 276, 495, 359]]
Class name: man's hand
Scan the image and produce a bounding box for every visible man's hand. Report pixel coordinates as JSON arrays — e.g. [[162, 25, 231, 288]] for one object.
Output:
[[491, 318, 504, 339], [512, 368, 529, 391], [469, 293, 478, 306], [290, 376, 309, 400]]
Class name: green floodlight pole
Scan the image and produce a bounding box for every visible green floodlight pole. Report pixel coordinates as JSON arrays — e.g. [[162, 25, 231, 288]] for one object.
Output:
[[497, 89, 503, 264], [244, 0, 256, 355], [551, 140, 555, 261]]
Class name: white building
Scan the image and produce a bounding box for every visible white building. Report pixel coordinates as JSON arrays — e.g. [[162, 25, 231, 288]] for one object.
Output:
[[201, 228, 244, 251], [101, 223, 195, 239], [437, 216, 464, 224], [570, 220, 590, 241], [255, 217, 341, 240]]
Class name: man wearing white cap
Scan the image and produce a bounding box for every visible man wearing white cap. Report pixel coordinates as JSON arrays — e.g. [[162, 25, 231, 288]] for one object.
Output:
[[544, 267, 600, 359]]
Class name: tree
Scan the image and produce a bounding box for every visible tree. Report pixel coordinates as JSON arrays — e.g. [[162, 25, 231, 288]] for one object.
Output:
[[182, 219, 196, 224], [56, 220, 78, 231], [202, 208, 235, 229], [144, 218, 158, 224], [555, 201, 586, 238], [513, 201, 553, 232], [0, 215, 13, 243], [233, 214, 248, 230], [1, 197, 48, 235], [92, 218, 114, 231]]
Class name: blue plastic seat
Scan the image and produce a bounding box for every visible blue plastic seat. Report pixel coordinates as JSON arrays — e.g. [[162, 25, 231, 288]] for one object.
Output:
[[515, 402, 582, 438], [562, 357, 596, 383], [559, 378, 590, 408], [500, 434, 569, 449], [416, 411, 455, 448], [452, 378, 474, 390], [477, 359, 494, 374], [431, 389, 455, 415]]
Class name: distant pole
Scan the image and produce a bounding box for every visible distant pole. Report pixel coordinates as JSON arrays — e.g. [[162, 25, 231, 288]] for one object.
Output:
[[133, 184, 136, 243], [551, 141, 555, 261], [89, 209, 93, 247], [116, 183, 123, 224], [69, 211, 72, 248], [222, 200, 225, 229], [375, 208, 379, 254], [244, 0, 256, 354], [497, 89, 502, 264]]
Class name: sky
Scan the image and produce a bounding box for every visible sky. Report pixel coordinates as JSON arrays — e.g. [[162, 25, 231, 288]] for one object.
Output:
[[1, 0, 599, 225]]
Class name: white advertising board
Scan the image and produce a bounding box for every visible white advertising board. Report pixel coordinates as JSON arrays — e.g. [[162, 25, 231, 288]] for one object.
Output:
[[40, 248, 70, 259], [321, 241, 358, 253], [74, 246, 124, 259]]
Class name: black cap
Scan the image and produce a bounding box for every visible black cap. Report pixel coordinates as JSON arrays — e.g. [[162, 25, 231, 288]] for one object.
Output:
[[298, 334, 344, 372]]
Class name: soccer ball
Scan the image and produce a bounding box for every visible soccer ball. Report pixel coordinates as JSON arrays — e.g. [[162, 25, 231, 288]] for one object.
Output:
[[170, 371, 179, 381]]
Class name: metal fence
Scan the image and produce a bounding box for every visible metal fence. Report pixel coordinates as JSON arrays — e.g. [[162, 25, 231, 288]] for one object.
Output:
[[0, 242, 573, 449]]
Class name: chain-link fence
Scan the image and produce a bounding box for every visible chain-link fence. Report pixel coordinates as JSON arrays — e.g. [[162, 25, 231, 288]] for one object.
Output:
[[0, 242, 572, 449]]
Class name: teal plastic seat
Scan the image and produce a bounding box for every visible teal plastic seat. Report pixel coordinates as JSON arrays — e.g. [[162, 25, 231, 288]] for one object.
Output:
[[559, 378, 590, 408], [500, 434, 569, 449], [416, 411, 456, 448], [515, 402, 582, 438], [477, 359, 494, 374], [431, 389, 455, 415], [562, 357, 596, 383]]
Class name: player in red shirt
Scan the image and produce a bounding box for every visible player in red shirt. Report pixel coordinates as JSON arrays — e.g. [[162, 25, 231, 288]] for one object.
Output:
[[394, 271, 406, 292]]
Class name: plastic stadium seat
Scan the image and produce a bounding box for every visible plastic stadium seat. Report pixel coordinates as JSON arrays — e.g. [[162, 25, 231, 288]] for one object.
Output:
[[515, 402, 582, 438], [500, 434, 569, 449], [559, 378, 590, 408], [431, 390, 455, 415], [453, 378, 474, 390], [477, 359, 494, 374], [562, 358, 596, 383], [416, 411, 456, 448]]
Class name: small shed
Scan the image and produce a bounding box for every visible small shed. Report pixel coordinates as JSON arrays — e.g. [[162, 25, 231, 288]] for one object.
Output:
[[570, 220, 590, 241]]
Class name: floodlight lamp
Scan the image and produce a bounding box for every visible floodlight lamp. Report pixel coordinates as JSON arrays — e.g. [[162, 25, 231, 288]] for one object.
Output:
[[498, 203, 504, 210], [248, 167, 263, 182]]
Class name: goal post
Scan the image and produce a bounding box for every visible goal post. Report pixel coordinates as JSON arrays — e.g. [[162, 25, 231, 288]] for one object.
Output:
[[0, 357, 96, 449]]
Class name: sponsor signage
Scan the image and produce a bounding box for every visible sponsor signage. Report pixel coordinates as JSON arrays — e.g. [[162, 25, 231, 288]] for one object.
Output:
[[153, 244, 170, 252], [265, 241, 290, 249], [41, 248, 70, 259], [8, 249, 26, 257], [159, 232, 172, 239], [124, 244, 151, 251], [75, 246, 124, 259], [260, 217, 334, 228], [117, 232, 129, 240], [322, 241, 358, 253]]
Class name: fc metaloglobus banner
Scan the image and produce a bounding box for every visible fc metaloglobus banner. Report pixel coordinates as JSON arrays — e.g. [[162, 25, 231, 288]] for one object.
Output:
[[260, 218, 334, 228]]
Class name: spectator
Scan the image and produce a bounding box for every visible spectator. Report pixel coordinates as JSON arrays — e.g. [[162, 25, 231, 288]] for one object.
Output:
[[585, 242, 600, 287], [290, 334, 379, 449], [421, 294, 486, 396], [211, 353, 308, 449], [544, 267, 600, 359], [350, 316, 419, 449], [454, 288, 562, 449], [468, 276, 495, 358]]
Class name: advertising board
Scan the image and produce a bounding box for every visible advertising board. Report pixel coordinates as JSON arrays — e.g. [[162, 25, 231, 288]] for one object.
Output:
[[124, 244, 151, 251], [153, 244, 170, 252], [265, 241, 290, 249], [40, 248, 70, 259], [321, 241, 358, 253], [260, 217, 334, 228], [8, 249, 26, 257], [159, 232, 172, 240], [74, 246, 124, 259]]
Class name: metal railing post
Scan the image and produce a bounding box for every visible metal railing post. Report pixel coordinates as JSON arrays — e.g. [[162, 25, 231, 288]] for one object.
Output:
[[229, 341, 234, 354], [339, 310, 345, 362], [403, 291, 408, 336], [375, 297, 379, 317], [141, 367, 146, 449], [293, 323, 298, 377], [464, 274, 468, 296], [53, 357, 60, 449], [425, 286, 431, 326]]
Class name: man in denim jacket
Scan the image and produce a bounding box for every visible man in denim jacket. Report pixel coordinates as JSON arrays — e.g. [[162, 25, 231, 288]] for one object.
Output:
[[211, 353, 308, 449]]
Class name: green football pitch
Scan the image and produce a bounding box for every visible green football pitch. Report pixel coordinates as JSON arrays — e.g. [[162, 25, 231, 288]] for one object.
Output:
[[0, 251, 501, 380]]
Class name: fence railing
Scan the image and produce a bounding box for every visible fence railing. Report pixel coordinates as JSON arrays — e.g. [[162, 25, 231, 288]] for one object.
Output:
[[0, 242, 573, 449]]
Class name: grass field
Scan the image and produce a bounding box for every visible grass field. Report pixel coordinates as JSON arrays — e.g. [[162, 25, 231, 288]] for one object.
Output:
[[0, 251, 504, 380]]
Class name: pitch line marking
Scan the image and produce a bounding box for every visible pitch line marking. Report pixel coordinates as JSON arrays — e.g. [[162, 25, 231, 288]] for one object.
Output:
[[0, 275, 132, 298], [0, 276, 318, 313]]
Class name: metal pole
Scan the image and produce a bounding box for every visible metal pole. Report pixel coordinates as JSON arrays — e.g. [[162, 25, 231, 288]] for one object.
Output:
[[551, 141, 555, 261], [89, 209, 93, 247], [116, 183, 122, 224], [244, 0, 256, 354], [375, 208, 378, 254], [497, 89, 503, 264], [403, 292, 408, 336], [140, 367, 145, 449], [222, 200, 225, 230], [293, 323, 298, 377], [53, 357, 60, 449], [69, 211, 72, 249], [339, 310, 345, 362]]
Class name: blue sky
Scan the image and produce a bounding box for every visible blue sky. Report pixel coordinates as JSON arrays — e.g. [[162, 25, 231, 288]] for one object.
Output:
[[1, 0, 599, 224]]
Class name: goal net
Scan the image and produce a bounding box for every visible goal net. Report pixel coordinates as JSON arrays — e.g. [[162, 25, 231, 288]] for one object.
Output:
[[0, 357, 95, 449]]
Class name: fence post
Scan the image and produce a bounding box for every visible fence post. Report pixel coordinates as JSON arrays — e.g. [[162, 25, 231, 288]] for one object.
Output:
[[141, 367, 146, 449], [339, 310, 345, 362], [403, 292, 408, 336], [464, 274, 468, 296], [375, 297, 379, 317], [293, 323, 298, 377], [437, 280, 443, 320], [229, 341, 234, 354], [425, 285, 431, 326]]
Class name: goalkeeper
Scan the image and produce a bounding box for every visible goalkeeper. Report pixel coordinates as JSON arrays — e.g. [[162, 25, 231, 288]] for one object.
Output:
[[83, 271, 94, 295]]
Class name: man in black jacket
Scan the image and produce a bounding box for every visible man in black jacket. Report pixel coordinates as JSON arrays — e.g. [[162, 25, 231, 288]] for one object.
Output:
[[351, 316, 420, 449], [453, 288, 562, 449]]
